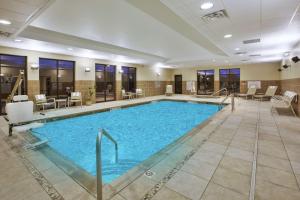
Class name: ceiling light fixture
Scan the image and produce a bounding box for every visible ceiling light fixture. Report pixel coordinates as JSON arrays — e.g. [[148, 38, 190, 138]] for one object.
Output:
[[201, 2, 214, 10], [283, 52, 290, 57], [14, 39, 22, 42], [0, 19, 11, 25], [235, 48, 240, 51], [224, 34, 232, 38], [67, 47, 73, 51]]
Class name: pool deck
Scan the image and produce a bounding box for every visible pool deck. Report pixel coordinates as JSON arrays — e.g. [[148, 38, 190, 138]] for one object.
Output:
[[1, 95, 300, 200]]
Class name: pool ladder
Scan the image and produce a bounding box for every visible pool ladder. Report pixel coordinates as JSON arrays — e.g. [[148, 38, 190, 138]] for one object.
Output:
[[218, 93, 235, 111], [96, 129, 119, 200]]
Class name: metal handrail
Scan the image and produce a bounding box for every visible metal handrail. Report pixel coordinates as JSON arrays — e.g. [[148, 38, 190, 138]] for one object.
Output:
[[212, 88, 228, 96], [218, 93, 235, 111], [96, 129, 119, 200]]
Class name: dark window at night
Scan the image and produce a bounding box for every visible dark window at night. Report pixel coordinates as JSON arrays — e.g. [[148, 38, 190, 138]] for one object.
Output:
[[219, 68, 240, 94], [95, 64, 116, 102], [39, 58, 75, 98], [197, 70, 214, 95], [0, 54, 27, 115], [122, 66, 136, 92]]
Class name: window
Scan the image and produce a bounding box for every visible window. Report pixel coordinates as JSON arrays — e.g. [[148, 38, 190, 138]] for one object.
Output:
[[0, 54, 27, 114], [219, 68, 240, 94], [95, 64, 116, 102], [39, 58, 75, 98], [122, 66, 136, 92], [197, 70, 214, 95]]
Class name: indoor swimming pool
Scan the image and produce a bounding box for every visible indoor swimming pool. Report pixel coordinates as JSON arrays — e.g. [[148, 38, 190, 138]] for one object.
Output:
[[31, 101, 221, 183]]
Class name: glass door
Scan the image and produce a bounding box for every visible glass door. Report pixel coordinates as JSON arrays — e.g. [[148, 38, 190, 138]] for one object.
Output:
[[0, 54, 27, 115], [219, 68, 240, 94], [95, 64, 116, 102], [121, 66, 136, 92], [197, 70, 214, 95], [174, 75, 182, 94]]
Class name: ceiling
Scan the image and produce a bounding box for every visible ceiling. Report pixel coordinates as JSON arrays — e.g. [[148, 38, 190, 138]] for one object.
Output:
[[0, 0, 299, 68]]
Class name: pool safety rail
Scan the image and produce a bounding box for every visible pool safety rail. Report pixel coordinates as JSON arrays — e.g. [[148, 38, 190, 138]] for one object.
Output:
[[212, 88, 228, 96], [96, 129, 119, 200], [218, 93, 235, 111]]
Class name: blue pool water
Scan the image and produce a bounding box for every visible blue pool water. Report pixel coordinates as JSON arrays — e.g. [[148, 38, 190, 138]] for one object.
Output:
[[32, 101, 220, 183]]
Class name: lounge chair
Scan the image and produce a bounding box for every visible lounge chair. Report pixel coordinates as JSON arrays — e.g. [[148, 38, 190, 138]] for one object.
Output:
[[271, 91, 298, 116], [237, 87, 257, 99], [253, 86, 278, 101], [34, 94, 56, 110], [68, 92, 82, 107], [122, 89, 132, 99], [135, 88, 145, 98], [165, 85, 173, 96]]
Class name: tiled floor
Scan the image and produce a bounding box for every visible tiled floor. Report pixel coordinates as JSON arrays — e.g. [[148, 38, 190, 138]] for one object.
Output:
[[0, 95, 300, 200]]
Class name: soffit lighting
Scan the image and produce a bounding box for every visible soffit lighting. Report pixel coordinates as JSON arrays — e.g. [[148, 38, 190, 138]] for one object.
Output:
[[224, 34, 232, 38], [0, 19, 11, 25], [201, 2, 214, 10]]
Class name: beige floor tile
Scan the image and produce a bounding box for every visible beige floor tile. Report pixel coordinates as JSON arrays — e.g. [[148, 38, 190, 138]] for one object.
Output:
[[166, 170, 208, 200], [201, 182, 248, 200], [191, 149, 223, 165], [285, 144, 300, 163], [207, 135, 232, 146], [255, 179, 300, 200], [211, 167, 251, 196], [257, 154, 293, 172], [152, 186, 191, 200], [256, 165, 299, 190], [108, 194, 126, 200], [201, 142, 227, 154], [53, 177, 90, 200], [291, 161, 300, 175], [258, 132, 281, 142], [258, 141, 288, 160], [225, 147, 253, 162], [119, 175, 156, 200], [219, 156, 252, 176], [181, 159, 217, 180], [230, 137, 255, 152]]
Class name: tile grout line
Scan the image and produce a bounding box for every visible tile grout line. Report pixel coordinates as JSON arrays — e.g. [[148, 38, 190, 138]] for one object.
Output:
[[249, 101, 260, 200], [271, 110, 300, 191]]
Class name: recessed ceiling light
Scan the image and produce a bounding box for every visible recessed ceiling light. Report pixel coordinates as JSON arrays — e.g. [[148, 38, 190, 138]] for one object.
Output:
[[201, 2, 214, 10], [235, 48, 240, 51], [67, 47, 73, 51], [283, 52, 290, 57], [224, 34, 232, 38], [212, 59, 216, 62], [225, 60, 229, 63], [14, 39, 22, 42], [0, 19, 11, 25]]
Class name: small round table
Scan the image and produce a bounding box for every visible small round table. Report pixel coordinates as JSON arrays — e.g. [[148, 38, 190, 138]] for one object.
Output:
[[56, 99, 67, 109]]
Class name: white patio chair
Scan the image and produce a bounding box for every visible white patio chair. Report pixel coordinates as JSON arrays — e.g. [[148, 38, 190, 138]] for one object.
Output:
[[254, 86, 278, 101], [34, 94, 56, 110], [68, 92, 82, 107], [271, 91, 298, 116], [165, 85, 173, 96]]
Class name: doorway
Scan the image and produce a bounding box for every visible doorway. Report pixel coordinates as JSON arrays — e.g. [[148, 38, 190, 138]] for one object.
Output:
[[219, 68, 240, 94], [0, 54, 27, 115], [95, 64, 116, 102], [174, 75, 182, 94]]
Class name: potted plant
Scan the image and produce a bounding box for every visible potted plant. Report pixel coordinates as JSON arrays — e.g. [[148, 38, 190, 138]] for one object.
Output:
[[86, 87, 95, 106]]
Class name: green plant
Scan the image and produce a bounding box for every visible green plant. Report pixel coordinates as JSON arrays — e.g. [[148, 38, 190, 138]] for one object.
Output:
[[88, 87, 94, 100]]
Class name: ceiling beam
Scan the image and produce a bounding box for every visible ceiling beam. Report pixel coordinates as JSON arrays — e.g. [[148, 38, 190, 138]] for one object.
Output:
[[126, 0, 227, 56], [20, 26, 167, 63]]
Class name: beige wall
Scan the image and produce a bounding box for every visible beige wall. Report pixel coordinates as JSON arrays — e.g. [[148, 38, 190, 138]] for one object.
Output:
[[0, 46, 172, 82], [170, 62, 281, 81], [280, 58, 300, 80]]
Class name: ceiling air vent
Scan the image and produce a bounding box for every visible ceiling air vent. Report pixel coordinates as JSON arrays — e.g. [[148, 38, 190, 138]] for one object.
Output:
[[202, 9, 228, 22], [0, 31, 11, 38], [235, 52, 247, 55], [243, 38, 261, 44], [249, 54, 261, 57]]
